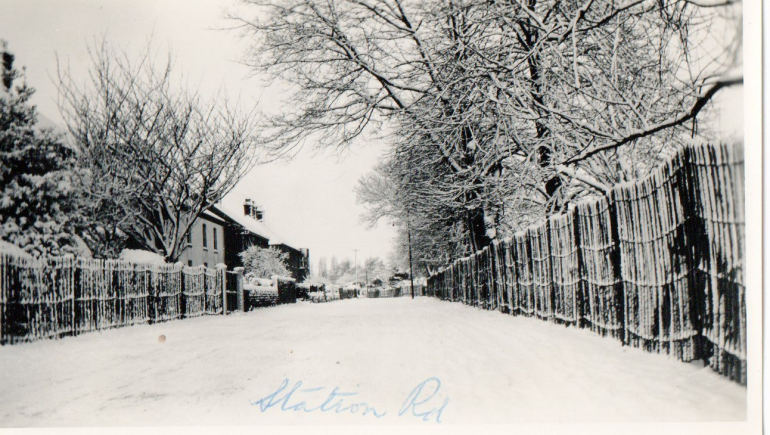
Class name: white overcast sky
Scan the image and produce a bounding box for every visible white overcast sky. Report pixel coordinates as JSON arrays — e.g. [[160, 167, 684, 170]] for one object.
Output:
[[1, 0, 744, 270], [0, 0, 399, 269]]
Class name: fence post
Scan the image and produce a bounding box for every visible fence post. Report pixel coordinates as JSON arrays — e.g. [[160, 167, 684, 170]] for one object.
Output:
[[217, 264, 227, 315], [572, 207, 585, 329], [202, 266, 209, 314], [0, 253, 4, 344], [177, 262, 186, 318], [234, 267, 245, 312], [147, 265, 155, 323], [606, 191, 625, 343], [544, 219, 556, 322], [274, 276, 282, 304], [68, 257, 74, 337]]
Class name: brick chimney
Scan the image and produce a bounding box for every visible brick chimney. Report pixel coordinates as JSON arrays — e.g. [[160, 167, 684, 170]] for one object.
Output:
[[243, 198, 264, 221], [243, 198, 253, 217]]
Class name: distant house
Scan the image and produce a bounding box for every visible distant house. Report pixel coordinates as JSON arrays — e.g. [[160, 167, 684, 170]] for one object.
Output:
[[204, 200, 310, 282], [177, 210, 227, 268], [207, 202, 270, 270], [272, 245, 310, 283]]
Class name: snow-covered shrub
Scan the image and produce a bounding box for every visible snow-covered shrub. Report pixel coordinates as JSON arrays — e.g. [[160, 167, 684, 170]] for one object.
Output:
[[0, 44, 82, 258], [244, 271, 274, 287], [239, 246, 291, 279], [0, 239, 33, 259], [118, 249, 166, 265]]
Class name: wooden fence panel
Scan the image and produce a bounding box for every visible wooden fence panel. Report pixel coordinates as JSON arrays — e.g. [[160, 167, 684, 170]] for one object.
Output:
[[1, 255, 75, 344], [513, 231, 534, 316], [182, 266, 206, 318], [469, 255, 477, 307], [690, 143, 746, 383], [614, 150, 698, 360], [549, 211, 579, 325], [480, 247, 491, 310], [0, 255, 235, 344], [78, 259, 118, 332], [458, 258, 470, 305], [276, 277, 297, 304], [204, 267, 223, 315], [530, 223, 553, 320], [576, 198, 623, 338], [492, 241, 507, 312], [76, 258, 103, 334], [124, 262, 150, 326], [449, 263, 456, 301], [112, 260, 150, 328], [152, 264, 183, 322], [225, 270, 239, 313], [502, 239, 516, 315], [425, 142, 745, 384]]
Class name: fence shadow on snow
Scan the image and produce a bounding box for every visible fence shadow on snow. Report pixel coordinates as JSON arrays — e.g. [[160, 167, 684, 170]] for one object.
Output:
[[426, 143, 746, 385]]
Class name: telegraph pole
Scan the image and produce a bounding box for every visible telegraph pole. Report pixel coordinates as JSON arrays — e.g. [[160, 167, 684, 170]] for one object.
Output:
[[407, 213, 415, 299]]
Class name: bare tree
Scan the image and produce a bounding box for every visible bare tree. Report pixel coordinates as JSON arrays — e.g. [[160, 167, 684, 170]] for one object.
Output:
[[58, 39, 260, 261], [470, 0, 743, 208], [233, 0, 742, 265]]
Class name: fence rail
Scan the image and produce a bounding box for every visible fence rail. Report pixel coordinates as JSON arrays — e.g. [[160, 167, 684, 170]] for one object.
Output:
[[426, 143, 746, 385]]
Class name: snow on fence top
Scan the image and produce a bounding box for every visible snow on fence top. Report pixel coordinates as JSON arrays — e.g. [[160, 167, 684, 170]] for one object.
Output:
[[0, 248, 227, 344], [244, 283, 275, 292], [426, 142, 746, 385]]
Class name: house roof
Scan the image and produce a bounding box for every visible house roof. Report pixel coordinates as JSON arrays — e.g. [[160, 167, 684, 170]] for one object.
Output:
[[211, 205, 302, 252], [200, 210, 228, 227]]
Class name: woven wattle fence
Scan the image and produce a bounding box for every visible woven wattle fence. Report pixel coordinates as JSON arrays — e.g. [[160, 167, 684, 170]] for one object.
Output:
[[364, 286, 426, 298], [0, 256, 226, 345], [426, 143, 746, 385]]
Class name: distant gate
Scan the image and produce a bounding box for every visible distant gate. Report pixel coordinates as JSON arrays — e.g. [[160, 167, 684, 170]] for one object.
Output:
[[225, 270, 240, 314]]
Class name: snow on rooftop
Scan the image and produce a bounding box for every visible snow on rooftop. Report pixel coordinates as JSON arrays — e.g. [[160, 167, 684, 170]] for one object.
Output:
[[216, 205, 302, 251], [201, 209, 224, 223]]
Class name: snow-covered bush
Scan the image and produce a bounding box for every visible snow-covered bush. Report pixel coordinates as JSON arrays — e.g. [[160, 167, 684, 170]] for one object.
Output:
[[118, 249, 166, 265], [244, 272, 274, 287], [0, 43, 82, 258], [0, 239, 33, 259], [239, 246, 291, 280]]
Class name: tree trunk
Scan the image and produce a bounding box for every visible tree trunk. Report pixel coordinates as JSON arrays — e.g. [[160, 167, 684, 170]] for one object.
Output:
[[467, 205, 491, 254]]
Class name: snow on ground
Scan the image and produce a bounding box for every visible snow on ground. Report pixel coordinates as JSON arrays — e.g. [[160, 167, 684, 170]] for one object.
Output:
[[0, 297, 745, 426]]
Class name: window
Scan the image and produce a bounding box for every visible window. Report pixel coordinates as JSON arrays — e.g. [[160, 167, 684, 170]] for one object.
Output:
[[204, 262, 208, 268], [187, 260, 193, 267], [213, 227, 218, 251], [202, 224, 208, 249], [186, 230, 192, 247]]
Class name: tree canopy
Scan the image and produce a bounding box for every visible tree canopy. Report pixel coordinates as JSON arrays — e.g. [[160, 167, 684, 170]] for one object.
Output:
[[232, 0, 742, 271], [57, 39, 260, 261]]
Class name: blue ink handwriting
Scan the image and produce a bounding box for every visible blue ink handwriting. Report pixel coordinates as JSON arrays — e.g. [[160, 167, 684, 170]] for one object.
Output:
[[251, 377, 449, 423]]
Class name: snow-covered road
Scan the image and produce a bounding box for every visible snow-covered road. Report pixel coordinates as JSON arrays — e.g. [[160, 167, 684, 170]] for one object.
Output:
[[0, 297, 745, 426]]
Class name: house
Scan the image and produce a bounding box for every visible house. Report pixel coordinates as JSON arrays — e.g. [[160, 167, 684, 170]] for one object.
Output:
[[206, 202, 270, 269], [201, 200, 310, 282], [177, 210, 228, 268]]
